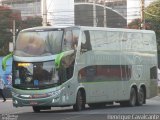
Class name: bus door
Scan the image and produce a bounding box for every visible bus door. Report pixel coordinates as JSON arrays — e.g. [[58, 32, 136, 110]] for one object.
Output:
[[77, 30, 96, 102], [60, 28, 80, 104]]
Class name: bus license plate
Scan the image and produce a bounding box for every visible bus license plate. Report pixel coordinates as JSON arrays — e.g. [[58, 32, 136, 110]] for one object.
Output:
[[30, 101, 38, 105]]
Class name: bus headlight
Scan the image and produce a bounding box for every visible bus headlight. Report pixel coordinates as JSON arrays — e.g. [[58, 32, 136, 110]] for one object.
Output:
[[13, 100, 18, 105], [12, 92, 20, 97]]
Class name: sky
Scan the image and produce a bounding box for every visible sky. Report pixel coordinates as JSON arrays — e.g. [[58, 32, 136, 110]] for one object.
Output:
[[46, 0, 74, 26]]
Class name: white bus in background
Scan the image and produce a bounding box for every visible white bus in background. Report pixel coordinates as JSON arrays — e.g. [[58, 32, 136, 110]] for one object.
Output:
[[8, 26, 157, 112]]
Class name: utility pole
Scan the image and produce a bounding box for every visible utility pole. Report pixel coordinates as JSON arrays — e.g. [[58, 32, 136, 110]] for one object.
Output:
[[93, 0, 97, 27], [140, 0, 145, 29], [42, 0, 47, 26], [103, 0, 107, 27]]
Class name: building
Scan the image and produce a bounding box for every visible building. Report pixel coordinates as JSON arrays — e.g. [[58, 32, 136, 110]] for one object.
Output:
[[75, 0, 127, 19], [1, 0, 41, 20], [3, 0, 155, 27], [75, 3, 126, 27]]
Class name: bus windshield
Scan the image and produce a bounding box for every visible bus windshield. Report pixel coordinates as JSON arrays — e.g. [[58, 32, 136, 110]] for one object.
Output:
[[15, 29, 63, 56], [13, 61, 60, 90]]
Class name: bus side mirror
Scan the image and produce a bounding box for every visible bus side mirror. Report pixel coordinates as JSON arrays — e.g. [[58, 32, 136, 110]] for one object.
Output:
[[55, 53, 64, 69], [55, 50, 75, 69], [2, 52, 13, 71]]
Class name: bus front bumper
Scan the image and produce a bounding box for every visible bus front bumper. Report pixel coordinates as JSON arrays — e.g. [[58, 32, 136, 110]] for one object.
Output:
[[13, 96, 62, 107], [12, 91, 62, 107]]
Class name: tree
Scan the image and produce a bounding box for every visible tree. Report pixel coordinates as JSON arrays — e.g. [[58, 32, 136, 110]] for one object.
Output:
[[0, 6, 21, 55], [144, 0, 160, 53], [128, 18, 152, 30], [20, 16, 43, 30], [128, 0, 160, 53], [128, 18, 142, 29]]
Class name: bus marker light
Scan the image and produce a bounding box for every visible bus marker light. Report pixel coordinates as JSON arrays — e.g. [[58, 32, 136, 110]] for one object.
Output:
[[18, 63, 30, 67]]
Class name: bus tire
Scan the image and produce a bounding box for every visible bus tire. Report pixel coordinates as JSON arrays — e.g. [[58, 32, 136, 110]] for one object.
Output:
[[32, 106, 40, 112], [73, 90, 85, 111], [128, 87, 137, 107], [136, 87, 145, 106]]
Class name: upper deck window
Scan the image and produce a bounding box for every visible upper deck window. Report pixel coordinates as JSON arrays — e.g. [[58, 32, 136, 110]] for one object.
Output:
[[15, 30, 63, 57]]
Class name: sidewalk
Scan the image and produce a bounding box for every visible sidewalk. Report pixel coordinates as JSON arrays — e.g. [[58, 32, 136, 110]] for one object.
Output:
[[0, 98, 12, 102]]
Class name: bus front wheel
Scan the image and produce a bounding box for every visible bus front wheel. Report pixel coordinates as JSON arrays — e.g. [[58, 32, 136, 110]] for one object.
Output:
[[73, 90, 85, 111]]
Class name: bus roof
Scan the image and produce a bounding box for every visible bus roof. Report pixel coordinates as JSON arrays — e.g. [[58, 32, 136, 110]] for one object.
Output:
[[79, 26, 155, 34], [20, 25, 76, 32], [20, 26, 155, 34]]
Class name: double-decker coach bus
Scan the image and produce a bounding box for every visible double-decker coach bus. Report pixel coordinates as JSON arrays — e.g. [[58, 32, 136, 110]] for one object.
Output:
[[6, 26, 157, 112]]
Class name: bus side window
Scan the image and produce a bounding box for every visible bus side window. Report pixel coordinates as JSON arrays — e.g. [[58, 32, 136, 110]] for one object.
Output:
[[72, 29, 79, 50], [63, 30, 73, 51], [63, 30, 79, 51], [150, 66, 157, 79], [81, 31, 92, 53]]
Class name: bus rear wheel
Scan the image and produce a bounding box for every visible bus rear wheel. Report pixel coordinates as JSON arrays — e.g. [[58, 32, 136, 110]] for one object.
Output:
[[73, 90, 85, 111], [128, 87, 137, 107], [120, 87, 137, 107], [32, 106, 41, 112], [136, 87, 145, 106]]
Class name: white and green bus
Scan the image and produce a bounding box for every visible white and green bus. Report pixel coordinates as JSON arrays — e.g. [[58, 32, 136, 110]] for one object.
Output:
[[8, 26, 158, 112]]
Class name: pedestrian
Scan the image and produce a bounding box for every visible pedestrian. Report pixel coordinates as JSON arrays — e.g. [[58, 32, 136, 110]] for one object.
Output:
[[0, 76, 6, 102]]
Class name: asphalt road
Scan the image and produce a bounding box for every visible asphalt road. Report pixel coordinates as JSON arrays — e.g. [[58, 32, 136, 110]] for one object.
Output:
[[0, 96, 160, 120]]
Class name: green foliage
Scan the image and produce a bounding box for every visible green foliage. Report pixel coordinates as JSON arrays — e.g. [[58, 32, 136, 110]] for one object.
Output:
[[145, 0, 160, 22], [0, 6, 42, 55], [128, 18, 141, 29], [145, 0, 160, 53], [128, 0, 160, 53], [0, 7, 13, 55]]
